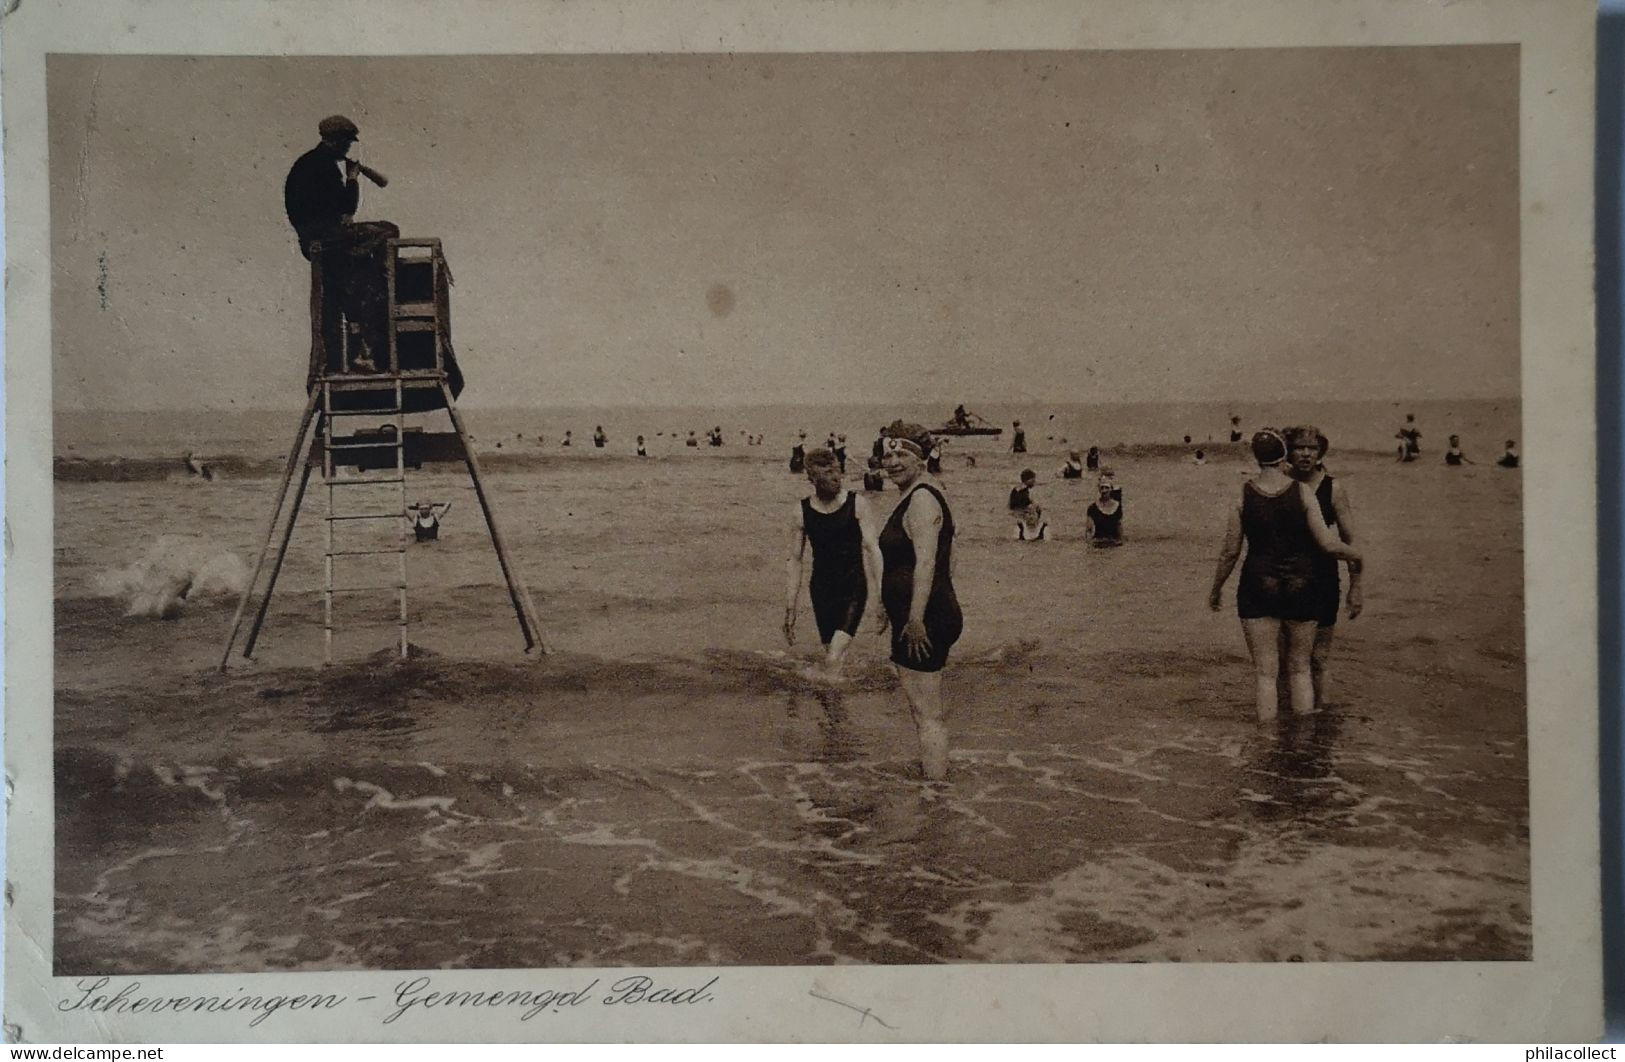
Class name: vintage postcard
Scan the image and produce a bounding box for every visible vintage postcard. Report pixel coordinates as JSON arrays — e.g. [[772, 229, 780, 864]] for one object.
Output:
[[3, 0, 1602, 1043]]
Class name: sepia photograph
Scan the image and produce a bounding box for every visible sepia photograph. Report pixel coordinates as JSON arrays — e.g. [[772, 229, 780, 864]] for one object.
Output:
[[47, 43, 1530, 973], [5, 0, 1602, 1044]]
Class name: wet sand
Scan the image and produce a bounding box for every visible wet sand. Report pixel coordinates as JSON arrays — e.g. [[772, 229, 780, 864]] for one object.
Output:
[[53, 443, 1529, 971]]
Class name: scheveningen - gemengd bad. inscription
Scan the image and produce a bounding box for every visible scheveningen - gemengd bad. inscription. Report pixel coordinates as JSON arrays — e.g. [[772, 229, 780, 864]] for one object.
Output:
[[55, 975, 719, 1029]]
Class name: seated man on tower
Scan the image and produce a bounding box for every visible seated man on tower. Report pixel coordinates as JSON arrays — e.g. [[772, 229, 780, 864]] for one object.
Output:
[[285, 114, 400, 381]]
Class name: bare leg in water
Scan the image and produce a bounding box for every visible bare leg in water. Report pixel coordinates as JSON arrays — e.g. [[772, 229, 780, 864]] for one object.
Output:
[[895, 667, 948, 780], [1242, 618, 1283, 722], [1310, 627, 1335, 709]]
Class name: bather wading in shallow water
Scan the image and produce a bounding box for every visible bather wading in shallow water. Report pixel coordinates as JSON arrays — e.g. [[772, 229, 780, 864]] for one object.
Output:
[[879, 420, 964, 781], [784, 448, 884, 682], [1208, 430, 1362, 723]]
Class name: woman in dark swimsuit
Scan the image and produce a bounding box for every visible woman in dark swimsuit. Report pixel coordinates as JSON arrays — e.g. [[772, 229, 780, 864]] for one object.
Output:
[[1209, 430, 1360, 722], [1084, 478, 1123, 547], [1285, 426, 1363, 709], [785, 449, 883, 680], [879, 420, 964, 780]]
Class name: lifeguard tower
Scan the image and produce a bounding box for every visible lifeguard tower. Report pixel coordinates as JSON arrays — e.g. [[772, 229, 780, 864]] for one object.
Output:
[[219, 237, 545, 669]]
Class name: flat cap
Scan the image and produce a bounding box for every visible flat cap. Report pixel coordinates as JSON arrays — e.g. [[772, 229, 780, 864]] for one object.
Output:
[[318, 114, 360, 140]]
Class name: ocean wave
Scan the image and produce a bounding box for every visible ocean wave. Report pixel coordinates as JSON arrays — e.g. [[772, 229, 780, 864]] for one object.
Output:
[[90, 534, 249, 619]]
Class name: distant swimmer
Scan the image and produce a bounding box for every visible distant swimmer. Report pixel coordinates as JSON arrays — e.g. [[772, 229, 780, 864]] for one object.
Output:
[[1086, 446, 1101, 472], [1395, 413, 1421, 462], [1061, 451, 1085, 479], [1445, 434, 1474, 466], [879, 420, 964, 781], [862, 456, 886, 492], [686, 431, 700, 449], [561, 430, 573, 448], [1084, 477, 1123, 547], [1014, 504, 1049, 542], [785, 448, 883, 682], [1008, 468, 1038, 512], [1498, 440, 1519, 468], [835, 434, 849, 473], [1285, 425, 1362, 710], [1230, 416, 1243, 443], [872, 427, 887, 463], [789, 430, 807, 472], [926, 438, 944, 475], [593, 425, 607, 449], [1010, 420, 1027, 454], [1208, 430, 1362, 722], [636, 435, 648, 457], [183, 451, 215, 481], [709, 426, 725, 447], [407, 500, 452, 542], [826, 432, 838, 452], [1193, 449, 1207, 466], [1183, 435, 1193, 445]]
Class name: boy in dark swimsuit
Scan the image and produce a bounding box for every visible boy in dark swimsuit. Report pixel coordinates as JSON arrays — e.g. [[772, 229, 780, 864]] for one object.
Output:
[[785, 448, 883, 681]]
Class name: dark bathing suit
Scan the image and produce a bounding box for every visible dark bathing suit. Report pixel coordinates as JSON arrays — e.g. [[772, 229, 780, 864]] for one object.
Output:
[[803, 493, 867, 645], [414, 515, 439, 542], [1236, 480, 1320, 623], [880, 484, 963, 673], [789, 444, 806, 473], [1087, 501, 1123, 546], [1309, 476, 1341, 627]]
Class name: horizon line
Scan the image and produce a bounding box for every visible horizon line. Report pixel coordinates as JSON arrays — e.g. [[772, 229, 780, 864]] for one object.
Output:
[[57, 394, 1525, 415]]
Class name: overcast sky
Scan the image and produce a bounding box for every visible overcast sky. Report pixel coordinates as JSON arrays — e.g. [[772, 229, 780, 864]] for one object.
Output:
[[49, 47, 1518, 411]]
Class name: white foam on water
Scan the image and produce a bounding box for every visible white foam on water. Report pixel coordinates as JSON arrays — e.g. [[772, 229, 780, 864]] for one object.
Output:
[[92, 534, 249, 618], [332, 776, 457, 814]]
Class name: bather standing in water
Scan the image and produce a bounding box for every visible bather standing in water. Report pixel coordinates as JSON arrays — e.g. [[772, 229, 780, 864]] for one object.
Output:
[[1285, 426, 1363, 709], [785, 448, 884, 681], [1208, 431, 1362, 722], [879, 421, 964, 781]]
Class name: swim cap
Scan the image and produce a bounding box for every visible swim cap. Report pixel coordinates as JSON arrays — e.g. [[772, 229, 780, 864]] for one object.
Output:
[[1251, 429, 1287, 466], [882, 420, 934, 458]]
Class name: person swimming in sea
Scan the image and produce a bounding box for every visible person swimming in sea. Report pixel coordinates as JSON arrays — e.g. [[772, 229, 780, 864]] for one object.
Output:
[[593, 425, 607, 449], [789, 430, 807, 472], [1193, 449, 1207, 466], [1061, 450, 1085, 479], [1014, 504, 1049, 541], [1229, 415, 1243, 443], [1086, 446, 1101, 471], [407, 500, 452, 542], [1008, 468, 1037, 513], [862, 456, 886, 492], [561, 430, 573, 448], [1084, 478, 1123, 547], [785, 447, 884, 682], [1396, 413, 1421, 462], [636, 435, 648, 457], [1445, 434, 1474, 466], [183, 451, 215, 481], [686, 430, 700, 448], [1010, 420, 1027, 454], [1498, 440, 1519, 468]]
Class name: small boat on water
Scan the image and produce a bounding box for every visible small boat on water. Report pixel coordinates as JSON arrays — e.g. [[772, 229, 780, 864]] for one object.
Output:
[[937, 406, 1003, 437]]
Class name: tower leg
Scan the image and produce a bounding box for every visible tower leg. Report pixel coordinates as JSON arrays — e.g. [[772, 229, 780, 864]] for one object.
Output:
[[219, 390, 320, 671], [440, 380, 547, 653], [242, 458, 315, 659]]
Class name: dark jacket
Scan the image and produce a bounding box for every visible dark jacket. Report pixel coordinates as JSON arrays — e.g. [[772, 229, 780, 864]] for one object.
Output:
[[284, 145, 358, 255]]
